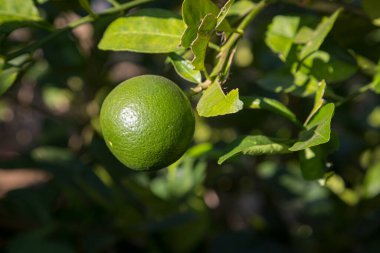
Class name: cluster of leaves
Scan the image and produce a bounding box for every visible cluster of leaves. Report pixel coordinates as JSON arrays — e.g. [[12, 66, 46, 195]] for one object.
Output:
[[97, 0, 379, 180], [1, 0, 380, 252]]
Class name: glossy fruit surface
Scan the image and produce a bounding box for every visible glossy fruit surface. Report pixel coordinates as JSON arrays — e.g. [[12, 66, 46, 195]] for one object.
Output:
[[100, 75, 195, 171]]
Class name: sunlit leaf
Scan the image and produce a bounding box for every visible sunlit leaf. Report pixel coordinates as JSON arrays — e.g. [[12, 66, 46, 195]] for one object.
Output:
[[181, 0, 220, 48], [217, 0, 235, 27], [265, 16, 300, 61], [98, 9, 186, 53], [0, 0, 42, 31], [218, 135, 291, 164], [304, 80, 326, 125], [181, 0, 231, 48], [168, 52, 202, 83], [294, 27, 314, 44], [289, 103, 335, 151], [299, 9, 342, 60], [191, 14, 217, 70], [197, 80, 243, 117], [363, 162, 380, 198]]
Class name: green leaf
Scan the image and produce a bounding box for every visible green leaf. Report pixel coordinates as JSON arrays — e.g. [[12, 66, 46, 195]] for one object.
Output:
[[168, 52, 202, 83], [217, 0, 235, 27], [299, 49, 357, 83], [299, 9, 342, 60], [241, 96, 300, 125], [363, 162, 380, 198], [304, 80, 326, 125], [98, 9, 186, 53], [300, 147, 325, 180], [181, 0, 220, 48], [196, 80, 243, 117], [257, 66, 320, 97], [370, 60, 380, 94], [181, 26, 199, 50], [299, 133, 339, 180], [258, 47, 356, 97], [294, 27, 314, 44], [363, 0, 380, 20], [0, 0, 42, 31], [227, 0, 256, 25], [289, 103, 335, 151], [265, 16, 300, 61], [181, 0, 231, 48], [79, 0, 95, 16], [0, 67, 18, 96], [191, 14, 217, 70], [218, 135, 291, 164]]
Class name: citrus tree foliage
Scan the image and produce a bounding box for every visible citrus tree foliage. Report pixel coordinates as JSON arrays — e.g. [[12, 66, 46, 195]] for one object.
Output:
[[95, 0, 378, 180], [1, 0, 380, 252]]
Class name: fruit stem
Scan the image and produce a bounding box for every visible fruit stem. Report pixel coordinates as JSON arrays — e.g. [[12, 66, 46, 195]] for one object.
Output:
[[5, 0, 153, 61]]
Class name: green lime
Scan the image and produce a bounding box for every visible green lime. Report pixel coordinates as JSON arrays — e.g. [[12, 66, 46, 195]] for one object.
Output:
[[100, 75, 195, 171]]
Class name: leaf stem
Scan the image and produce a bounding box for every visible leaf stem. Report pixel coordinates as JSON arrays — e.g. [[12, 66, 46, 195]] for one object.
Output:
[[208, 42, 221, 52], [5, 0, 153, 61], [210, 0, 268, 78]]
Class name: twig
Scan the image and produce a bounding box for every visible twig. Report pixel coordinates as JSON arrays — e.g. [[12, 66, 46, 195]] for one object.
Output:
[[210, 0, 268, 78], [336, 83, 373, 107]]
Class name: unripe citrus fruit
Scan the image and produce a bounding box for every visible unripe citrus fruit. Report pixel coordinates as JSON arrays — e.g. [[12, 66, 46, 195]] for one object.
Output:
[[100, 75, 195, 171]]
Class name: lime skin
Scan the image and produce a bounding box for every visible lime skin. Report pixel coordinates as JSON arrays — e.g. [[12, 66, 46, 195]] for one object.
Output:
[[100, 75, 195, 171]]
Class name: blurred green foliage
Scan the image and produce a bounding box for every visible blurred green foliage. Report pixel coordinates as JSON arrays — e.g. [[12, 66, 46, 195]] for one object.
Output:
[[0, 0, 380, 252]]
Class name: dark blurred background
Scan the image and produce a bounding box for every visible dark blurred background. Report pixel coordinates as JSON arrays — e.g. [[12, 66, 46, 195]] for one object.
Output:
[[0, 0, 380, 252]]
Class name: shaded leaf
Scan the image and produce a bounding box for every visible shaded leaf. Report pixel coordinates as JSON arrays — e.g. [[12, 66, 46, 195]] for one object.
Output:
[[197, 80, 243, 117], [258, 47, 356, 97], [168, 52, 202, 83], [363, 0, 380, 20], [300, 49, 357, 83], [241, 96, 300, 125], [7, 225, 75, 253], [191, 14, 217, 70], [0, 67, 19, 96], [289, 103, 335, 151], [370, 60, 380, 94], [265, 16, 300, 61], [218, 135, 291, 164], [299, 133, 339, 180], [98, 9, 186, 53], [227, 0, 256, 25], [257, 66, 320, 97], [300, 147, 325, 180], [299, 9, 342, 59], [79, 0, 94, 15]]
